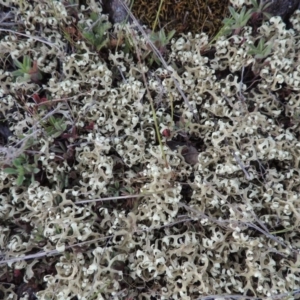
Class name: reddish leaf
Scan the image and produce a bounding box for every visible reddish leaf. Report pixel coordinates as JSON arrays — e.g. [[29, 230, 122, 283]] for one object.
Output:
[[28, 61, 42, 83], [28, 61, 39, 74], [40, 97, 48, 102], [32, 93, 41, 103], [32, 93, 47, 104]]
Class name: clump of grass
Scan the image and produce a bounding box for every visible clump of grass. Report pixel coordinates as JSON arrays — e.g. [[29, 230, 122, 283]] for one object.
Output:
[[3, 153, 40, 186], [43, 115, 67, 138], [222, 6, 252, 35], [148, 27, 175, 65], [249, 0, 273, 23], [247, 37, 272, 59], [78, 12, 111, 51], [12, 55, 43, 83]]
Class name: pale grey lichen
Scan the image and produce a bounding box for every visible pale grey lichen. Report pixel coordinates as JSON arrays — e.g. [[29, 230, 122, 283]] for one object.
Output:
[[1, 0, 300, 299]]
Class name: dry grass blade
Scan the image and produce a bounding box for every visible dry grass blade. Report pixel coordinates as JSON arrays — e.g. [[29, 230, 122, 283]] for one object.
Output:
[[75, 189, 168, 204]]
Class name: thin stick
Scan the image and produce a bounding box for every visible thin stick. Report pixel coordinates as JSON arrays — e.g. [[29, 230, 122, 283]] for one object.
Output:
[[152, 0, 164, 31], [0, 29, 61, 51], [0, 236, 112, 265], [76, 193, 153, 204]]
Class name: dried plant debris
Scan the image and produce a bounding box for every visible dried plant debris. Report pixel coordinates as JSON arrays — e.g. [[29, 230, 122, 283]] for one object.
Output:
[[1, 0, 300, 299]]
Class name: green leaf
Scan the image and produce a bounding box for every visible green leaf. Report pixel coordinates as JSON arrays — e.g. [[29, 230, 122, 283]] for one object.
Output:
[[33, 168, 40, 174], [51, 130, 63, 138], [12, 70, 24, 77], [16, 173, 25, 186], [23, 56, 32, 70], [247, 38, 272, 59], [250, 0, 272, 12], [95, 36, 109, 51], [90, 12, 99, 22], [158, 28, 166, 42], [79, 14, 111, 51], [3, 168, 19, 175], [13, 58, 24, 69], [23, 165, 33, 173], [228, 6, 237, 17], [13, 156, 25, 167], [48, 116, 56, 126], [12, 56, 33, 79], [225, 6, 252, 30], [54, 120, 66, 131], [82, 31, 95, 43], [167, 29, 176, 41]]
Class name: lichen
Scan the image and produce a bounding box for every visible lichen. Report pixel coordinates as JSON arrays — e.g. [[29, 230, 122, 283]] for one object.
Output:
[[1, 0, 300, 299]]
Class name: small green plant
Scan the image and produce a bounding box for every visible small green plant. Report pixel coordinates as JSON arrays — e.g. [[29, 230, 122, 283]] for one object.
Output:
[[150, 27, 175, 53], [3, 154, 40, 186], [248, 0, 273, 31], [145, 28, 176, 65], [32, 225, 47, 246], [247, 38, 272, 59], [108, 181, 134, 197], [12, 55, 42, 82], [249, 0, 272, 20], [209, 2, 273, 46], [79, 12, 112, 51], [222, 6, 252, 35], [43, 115, 67, 138]]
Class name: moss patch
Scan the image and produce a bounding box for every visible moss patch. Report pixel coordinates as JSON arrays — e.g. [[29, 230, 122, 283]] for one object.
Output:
[[131, 0, 230, 36]]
